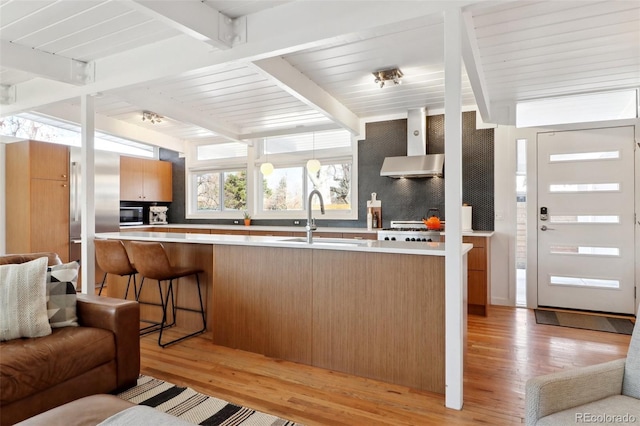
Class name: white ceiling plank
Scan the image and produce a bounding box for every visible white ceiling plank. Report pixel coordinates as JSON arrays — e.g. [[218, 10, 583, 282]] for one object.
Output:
[[117, 88, 245, 143], [251, 57, 361, 135], [480, 32, 638, 66], [34, 102, 186, 153], [474, 1, 638, 38], [0, 40, 94, 85], [125, 0, 241, 49], [461, 10, 490, 121]]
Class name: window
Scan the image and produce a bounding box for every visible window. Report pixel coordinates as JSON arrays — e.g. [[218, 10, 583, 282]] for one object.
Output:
[[0, 114, 155, 157], [256, 130, 355, 218], [262, 167, 304, 211], [308, 163, 352, 211], [186, 129, 357, 219], [196, 170, 247, 212]]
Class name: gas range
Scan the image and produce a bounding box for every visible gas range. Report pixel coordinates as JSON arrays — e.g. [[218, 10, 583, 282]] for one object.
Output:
[[377, 221, 442, 242]]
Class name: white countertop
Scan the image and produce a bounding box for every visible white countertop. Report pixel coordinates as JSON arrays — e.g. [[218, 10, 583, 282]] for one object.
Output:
[[122, 224, 494, 238], [98, 231, 473, 257]]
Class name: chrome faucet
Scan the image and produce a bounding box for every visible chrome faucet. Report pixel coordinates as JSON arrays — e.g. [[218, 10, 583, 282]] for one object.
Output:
[[306, 189, 325, 243]]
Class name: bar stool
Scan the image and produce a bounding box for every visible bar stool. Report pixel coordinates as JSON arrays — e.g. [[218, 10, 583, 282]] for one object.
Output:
[[94, 239, 138, 299], [128, 241, 206, 348]]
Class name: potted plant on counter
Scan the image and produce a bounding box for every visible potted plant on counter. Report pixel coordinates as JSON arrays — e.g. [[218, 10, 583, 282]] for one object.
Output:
[[243, 211, 251, 226]]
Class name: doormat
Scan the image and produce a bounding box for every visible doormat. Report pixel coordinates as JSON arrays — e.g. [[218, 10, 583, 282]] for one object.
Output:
[[534, 309, 634, 335], [116, 375, 302, 425]]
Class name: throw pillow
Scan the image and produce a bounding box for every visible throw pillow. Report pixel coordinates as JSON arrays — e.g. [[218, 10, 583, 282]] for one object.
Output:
[[0, 257, 51, 341], [47, 261, 80, 328]]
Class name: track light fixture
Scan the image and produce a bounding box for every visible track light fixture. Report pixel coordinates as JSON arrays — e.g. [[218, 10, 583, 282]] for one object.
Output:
[[372, 68, 403, 88], [142, 111, 163, 124]]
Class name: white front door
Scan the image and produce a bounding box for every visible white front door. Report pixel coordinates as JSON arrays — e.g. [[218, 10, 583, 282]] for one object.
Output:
[[537, 126, 636, 314]]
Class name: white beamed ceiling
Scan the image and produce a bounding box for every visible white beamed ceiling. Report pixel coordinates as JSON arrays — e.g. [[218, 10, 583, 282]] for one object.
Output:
[[1, 0, 638, 151]]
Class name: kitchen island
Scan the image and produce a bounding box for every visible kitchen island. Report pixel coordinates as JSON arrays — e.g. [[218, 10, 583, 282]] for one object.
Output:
[[97, 231, 471, 395]]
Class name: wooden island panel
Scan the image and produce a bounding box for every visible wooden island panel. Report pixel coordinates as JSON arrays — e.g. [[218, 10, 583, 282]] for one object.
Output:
[[212, 245, 313, 364], [311, 250, 446, 393]]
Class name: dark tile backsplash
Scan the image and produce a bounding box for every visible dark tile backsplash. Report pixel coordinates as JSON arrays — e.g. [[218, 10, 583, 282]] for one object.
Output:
[[162, 111, 494, 231]]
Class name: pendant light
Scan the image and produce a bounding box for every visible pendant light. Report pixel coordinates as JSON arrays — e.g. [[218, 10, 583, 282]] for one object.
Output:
[[260, 138, 273, 176], [306, 132, 321, 174]]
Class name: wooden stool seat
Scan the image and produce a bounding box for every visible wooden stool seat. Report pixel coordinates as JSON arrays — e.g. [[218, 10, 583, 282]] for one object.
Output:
[[128, 241, 206, 348], [94, 239, 138, 299]]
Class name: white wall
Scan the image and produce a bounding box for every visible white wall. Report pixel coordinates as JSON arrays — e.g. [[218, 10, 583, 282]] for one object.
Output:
[[491, 125, 518, 306], [492, 118, 639, 309]]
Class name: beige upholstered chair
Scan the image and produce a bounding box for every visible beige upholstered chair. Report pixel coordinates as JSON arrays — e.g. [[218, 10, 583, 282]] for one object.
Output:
[[525, 316, 640, 425]]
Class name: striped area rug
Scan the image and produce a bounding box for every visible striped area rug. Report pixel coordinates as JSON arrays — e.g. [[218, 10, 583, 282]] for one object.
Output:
[[116, 375, 302, 426]]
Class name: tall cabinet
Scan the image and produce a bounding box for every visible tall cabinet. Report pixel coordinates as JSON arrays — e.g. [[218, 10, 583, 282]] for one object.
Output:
[[5, 140, 70, 262]]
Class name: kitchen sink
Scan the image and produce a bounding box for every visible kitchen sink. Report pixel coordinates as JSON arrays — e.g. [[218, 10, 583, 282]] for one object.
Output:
[[280, 237, 371, 247]]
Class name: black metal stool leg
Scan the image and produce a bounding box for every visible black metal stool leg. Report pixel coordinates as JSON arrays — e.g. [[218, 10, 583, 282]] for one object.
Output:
[[158, 273, 207, 348], [132, 275, 139, 300], [98, 272, 108, 296], [123, 274, 133, 299], [138, 278, 167, 336]]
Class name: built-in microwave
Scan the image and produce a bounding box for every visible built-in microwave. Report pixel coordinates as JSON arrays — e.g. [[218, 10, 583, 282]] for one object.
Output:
[[120, 206, 144, 226]]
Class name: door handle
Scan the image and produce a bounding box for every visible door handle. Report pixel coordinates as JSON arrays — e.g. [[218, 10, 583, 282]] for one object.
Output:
[[540, 225, 555, 231]]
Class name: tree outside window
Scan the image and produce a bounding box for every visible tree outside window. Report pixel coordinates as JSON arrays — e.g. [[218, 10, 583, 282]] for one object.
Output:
[[197, 170, 247, 212], [263, 167, 303, 211], [308, 163, 351, 210]]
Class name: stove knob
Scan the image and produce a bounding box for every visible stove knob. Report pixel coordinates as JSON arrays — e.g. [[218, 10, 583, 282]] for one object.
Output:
[[384, 237, 390, 241], [391, 237, 396, 241], [405, 237, 411, 242], [421, 238, 427, 242], [427, 238, 432, 242], [411, 238, 416, 242]]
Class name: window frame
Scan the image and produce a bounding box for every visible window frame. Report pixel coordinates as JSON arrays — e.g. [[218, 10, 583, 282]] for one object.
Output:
[[185, 131, 358, 220]]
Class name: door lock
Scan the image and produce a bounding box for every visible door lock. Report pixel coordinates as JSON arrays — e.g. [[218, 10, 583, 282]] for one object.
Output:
[[540, 207, 548, 221]]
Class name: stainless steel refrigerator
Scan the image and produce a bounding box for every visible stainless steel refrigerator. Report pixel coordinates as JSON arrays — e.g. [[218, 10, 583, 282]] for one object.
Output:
[[69, 148, 120, 287]]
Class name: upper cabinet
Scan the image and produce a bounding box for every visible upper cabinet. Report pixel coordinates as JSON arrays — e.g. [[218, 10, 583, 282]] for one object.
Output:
[[120, 156, 172, 202], [30, 140, 69, 181]]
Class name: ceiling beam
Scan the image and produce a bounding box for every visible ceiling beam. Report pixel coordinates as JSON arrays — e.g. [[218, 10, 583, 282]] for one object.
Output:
[[460, 10, 491, 122], [34, 103, 186, 154], [0, 40, 94, 86], [0, 85, 16, 105], [250, 57, 361, 136], [125, 0, 245, 49], [116, 88, 245, 143], [0, 1, 475, 117], [240, 122, 342, 140]]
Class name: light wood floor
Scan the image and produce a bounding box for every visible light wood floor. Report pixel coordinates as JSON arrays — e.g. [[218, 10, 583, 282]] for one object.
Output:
[[139, 305, 632, 425]]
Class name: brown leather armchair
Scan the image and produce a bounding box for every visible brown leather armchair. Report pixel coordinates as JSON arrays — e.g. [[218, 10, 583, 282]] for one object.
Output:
[[0, 252, 140, 425]]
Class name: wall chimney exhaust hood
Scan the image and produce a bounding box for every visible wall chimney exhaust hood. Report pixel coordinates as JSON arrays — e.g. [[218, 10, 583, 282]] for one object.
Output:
[[380, 108, 444, 178]]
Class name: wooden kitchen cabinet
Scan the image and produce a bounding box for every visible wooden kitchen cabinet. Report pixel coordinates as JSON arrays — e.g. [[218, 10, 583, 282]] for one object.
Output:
[[120, 156, 172, 202], [440, 234, 491, 316], [342, 232, 377, 240], [210, 228, 251, 235], [464, 236, 491, 316], [249, 230, 294, 236], [5, 140, 70, 262]]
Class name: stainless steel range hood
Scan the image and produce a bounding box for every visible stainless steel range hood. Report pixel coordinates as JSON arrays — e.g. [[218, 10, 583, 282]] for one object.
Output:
[[380, 153, 444, 178], [380, 108, 444, 178]]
